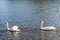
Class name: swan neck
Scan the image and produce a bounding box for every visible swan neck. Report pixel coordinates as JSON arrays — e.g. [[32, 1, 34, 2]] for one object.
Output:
[[7, 22, 9, 30], [41, 21, 43, 29]]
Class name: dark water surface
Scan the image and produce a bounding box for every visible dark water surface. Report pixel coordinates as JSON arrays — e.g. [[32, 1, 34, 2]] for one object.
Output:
[[0, 0, 60, 40]]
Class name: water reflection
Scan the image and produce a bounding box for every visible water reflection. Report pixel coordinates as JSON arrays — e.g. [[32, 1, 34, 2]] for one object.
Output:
[[8, 31, 20, 36]]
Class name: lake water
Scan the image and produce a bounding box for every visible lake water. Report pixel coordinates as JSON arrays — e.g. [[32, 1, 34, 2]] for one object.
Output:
[[0, 0, 60, 40]]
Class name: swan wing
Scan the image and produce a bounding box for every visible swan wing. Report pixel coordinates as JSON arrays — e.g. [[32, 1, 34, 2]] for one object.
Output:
[[43, 26, 55, 30]]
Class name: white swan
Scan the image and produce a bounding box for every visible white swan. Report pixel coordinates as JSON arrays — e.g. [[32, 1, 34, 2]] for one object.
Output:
[[7, 22, 20, 32], [40, 21, 56, 31]]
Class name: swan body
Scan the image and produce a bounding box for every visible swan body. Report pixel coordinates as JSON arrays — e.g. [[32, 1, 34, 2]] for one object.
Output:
[[7, 22, 20, 32], [40, 21, 56, 31], [11, 26, 19, 30]]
